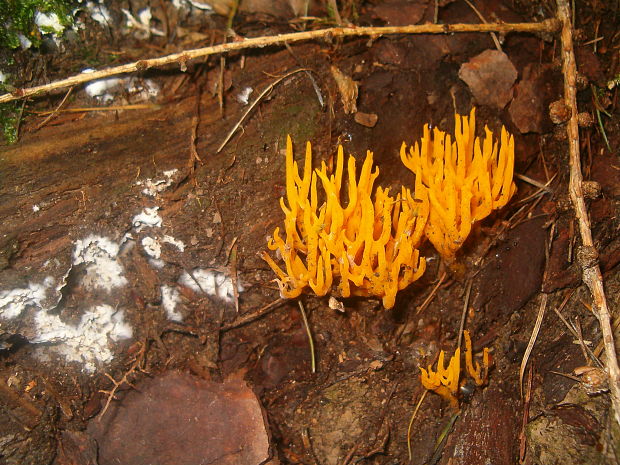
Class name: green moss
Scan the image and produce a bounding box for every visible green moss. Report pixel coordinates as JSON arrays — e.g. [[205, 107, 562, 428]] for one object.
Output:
[[0, 0, 74, 49], [0, 103, 20, 144]]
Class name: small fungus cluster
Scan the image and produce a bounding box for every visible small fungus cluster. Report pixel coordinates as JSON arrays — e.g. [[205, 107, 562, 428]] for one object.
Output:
[[261, 136, 428, 309], [419, 330, 491, 408], [400, 108, 516, 263], [262, 108, 516, 308]]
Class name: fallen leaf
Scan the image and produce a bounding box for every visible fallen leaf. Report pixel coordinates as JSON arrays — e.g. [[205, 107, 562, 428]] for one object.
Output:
[[331, 66, 359, 114]]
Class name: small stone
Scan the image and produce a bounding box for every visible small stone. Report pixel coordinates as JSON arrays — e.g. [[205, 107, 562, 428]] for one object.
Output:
[[354, 112, 378, 128], [87, 372, 270, 465], [458, 50, 517, 109], [328, 296, 345, 312]]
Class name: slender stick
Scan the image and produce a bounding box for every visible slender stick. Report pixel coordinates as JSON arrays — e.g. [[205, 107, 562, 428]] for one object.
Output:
[[520, 294, 548, 398], [217, 68, 308, 152], [407, 390, 428, 462], [298, 300, 316, 373], [556, 0, 620, 426], [0, 19, 559, 105]]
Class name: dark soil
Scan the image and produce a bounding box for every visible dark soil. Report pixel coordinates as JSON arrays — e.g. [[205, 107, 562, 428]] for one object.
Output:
[[1, 1, 619, 464]]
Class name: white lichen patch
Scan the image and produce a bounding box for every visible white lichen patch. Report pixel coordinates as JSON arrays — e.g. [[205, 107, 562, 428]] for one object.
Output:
[[236, 86, 253, 105], [161, 285, 182, 321], [132, 207, 162, 231], [32, 304, 132, 373], [141, 235, 185, 261], [173, 0, 213, 11], [141, 237, 162, 260], [128, 78, 160, 100], [136, 169, 178, 197], [84, 1, 112, 26], [73, 235, 128, 292], [18, 33, 32, 49], [122, 7, 164, 37], [163, 235, 185, 252], [82, 69, 122, 103], [82, 68, 160, 103], [0, 278, 53, 319], [178, 269, 242, 303], [34, 12, 65, 35]]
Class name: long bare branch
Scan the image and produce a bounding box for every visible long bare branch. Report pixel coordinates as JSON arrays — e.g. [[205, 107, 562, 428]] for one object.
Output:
[[556, 0, 620, 426], [0, 19, 559, 104]]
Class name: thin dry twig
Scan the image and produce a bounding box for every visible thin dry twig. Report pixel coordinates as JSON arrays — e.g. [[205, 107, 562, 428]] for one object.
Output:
[[98, 343, 145, 420], [31, 103, 159, 114], [407, 390, 428, 462], [519, 364, 534, 463], [556, 0, 620, 426], [463, 0, 503, 51], [227, 237, 240, 313], [217, 68, 308, 152], [514, 172, 555, 192], [416, 271, 447, 315], [188, 114, 202, 178], [0, 20, 559, 105], [520, 293, 548, 398], [551, 290, 602, 367], [220, 297, 287, 331], [298, 299, 316, 373], [284, 42, 324, 108], [457, 279, 473, 350], [34, 86, 73, 130]]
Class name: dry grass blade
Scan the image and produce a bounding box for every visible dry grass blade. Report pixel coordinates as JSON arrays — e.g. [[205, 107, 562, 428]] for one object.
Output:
[[415, 272, 447, 315], [551, 289, 601, 367], [217, 68, 308, 152], [520, 293, 548, 398], [407, 390, 428, 462], [457, 279, 473, 350], [427, 412, 460, 465], [298, 300, 316, 373], [34, 86, 73, 131], [34, 103, 159, 113], [519, 365, 534, 463], [463, 0, 502, 51], [220, 297, 287, 331]]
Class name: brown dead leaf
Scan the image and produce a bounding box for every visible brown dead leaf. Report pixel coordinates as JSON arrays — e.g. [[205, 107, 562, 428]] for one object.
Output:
[[331, 66, 359, 114]]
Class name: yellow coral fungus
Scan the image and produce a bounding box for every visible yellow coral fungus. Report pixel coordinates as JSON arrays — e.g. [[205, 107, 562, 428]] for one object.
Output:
[[420, 347, 461, 409], [261, 135, 428, 309], [420, 331, 491, 408], [464, 330, 490, 386], [400, 108, 516, 263]]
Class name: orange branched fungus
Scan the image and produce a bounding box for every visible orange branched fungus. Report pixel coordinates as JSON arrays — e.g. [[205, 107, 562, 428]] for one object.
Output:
[[400, 108, 516, 263], [420, 330, 491, 408], [420, 347, 461, 409], [464, 330, 490, 386], [261, 135, 428, 309]]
